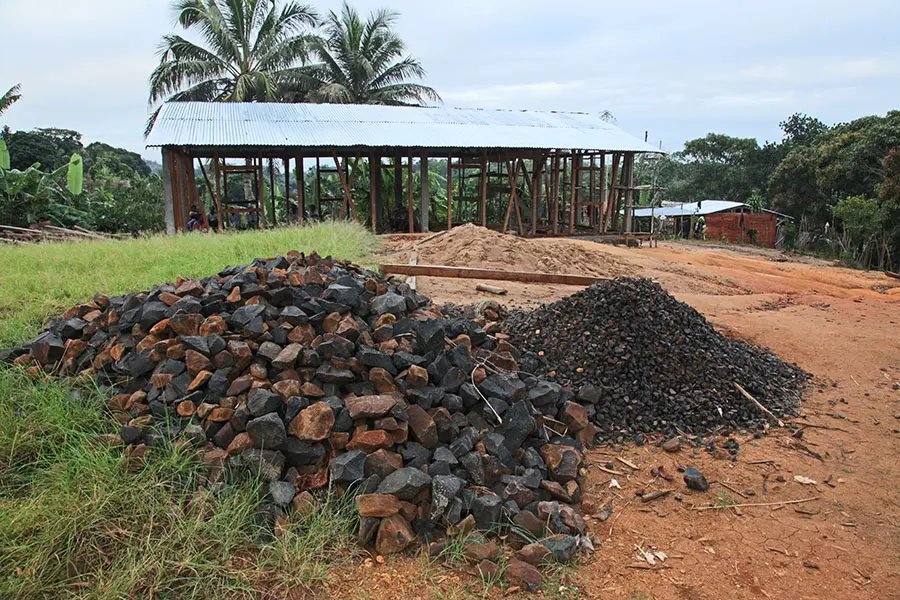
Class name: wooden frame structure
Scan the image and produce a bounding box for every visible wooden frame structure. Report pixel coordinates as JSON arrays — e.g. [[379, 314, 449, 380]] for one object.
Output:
[[152, 102, 655, 237]]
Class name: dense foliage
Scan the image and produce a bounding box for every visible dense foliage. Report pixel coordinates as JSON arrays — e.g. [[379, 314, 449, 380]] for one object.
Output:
[[646, 111, 900, 269], [0, 128, 164, 234]]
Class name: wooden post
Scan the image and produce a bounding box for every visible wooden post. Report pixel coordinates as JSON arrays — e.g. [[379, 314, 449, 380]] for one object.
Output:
[[283, 157, 290, 223], [256, 155, 266, 229], [268, 158, 276, 226], [394, 156, 403, 231], [623, 152, 636, 234], [369, 154, 377, 230], [420, 154, 430, 232], [604, 152, 621, 232], [214, 152, 223, 232], [479, 156, 488, 227], [407, 152, 415, 233], [531, 156, 541, 236], [315, 157, 321, 219], [446, 154, 453, 231], [597, 153, 607, 232], [569, 152, 578, 233], [551, 151, 560, 235], [296, 155, 304, 225], [588, 154, 596, 229]]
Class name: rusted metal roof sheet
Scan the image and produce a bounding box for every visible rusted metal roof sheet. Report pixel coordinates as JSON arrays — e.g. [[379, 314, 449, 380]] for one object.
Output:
[[145, 101, 658, 152]]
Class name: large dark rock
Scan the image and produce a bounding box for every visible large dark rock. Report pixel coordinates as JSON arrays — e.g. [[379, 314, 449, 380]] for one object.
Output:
[[376, 467, 432, 501]]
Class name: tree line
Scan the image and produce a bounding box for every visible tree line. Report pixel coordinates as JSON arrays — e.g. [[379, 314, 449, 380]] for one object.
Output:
[[645, 111, 900, 269]]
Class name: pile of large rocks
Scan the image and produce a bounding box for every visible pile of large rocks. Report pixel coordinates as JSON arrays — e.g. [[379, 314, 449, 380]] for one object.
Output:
[[2, 252, 591, 571], [501, 278, 808, 443]]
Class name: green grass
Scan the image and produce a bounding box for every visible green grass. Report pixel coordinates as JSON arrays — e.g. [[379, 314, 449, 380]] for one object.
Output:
[[0, 221, 378, 345], [0, 223, 376, 598]]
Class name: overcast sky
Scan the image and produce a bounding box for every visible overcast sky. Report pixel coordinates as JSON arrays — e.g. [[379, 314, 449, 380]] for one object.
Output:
[[1, 0, 898, 159]]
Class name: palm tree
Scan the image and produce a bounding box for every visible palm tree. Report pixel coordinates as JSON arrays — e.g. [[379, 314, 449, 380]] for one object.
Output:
[[0, 84, 22, 116], [147, 0, 318, 132], [303, 2, 440, 106]]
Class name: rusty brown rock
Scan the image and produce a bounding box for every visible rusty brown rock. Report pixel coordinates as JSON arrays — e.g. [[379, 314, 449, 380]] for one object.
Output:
[[506, 559, 542, 592], [187, 370, 213, 392], [199, 315, 228, 336], [406, 404, 438, 449], [185, 349, 212, 376], [170, 313, 202, 336], [406, 364, 428, 388], [356, 493, 402, 517], [288, 402, 334, 441], [375, 514, 415, 555], [368, 367, 397, 393], [227, 431, 253, 455], [346, 429, 394, 453], [516, 543, 551, 566], [272, 379, 301, 398], [345, 395, 398, 419]]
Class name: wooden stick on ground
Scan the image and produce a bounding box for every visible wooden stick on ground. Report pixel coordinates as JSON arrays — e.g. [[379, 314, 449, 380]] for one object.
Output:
[[475, 283, 508, 295], [734, 382, 784, 427], [691, 496, 819, 511], [379, 263, 605, 286]]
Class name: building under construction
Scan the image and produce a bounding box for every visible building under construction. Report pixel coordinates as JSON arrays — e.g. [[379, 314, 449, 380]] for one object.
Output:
[[145, 102, 659, 236]]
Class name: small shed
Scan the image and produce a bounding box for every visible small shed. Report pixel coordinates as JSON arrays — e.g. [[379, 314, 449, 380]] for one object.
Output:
[[145, 101, 658, 236], [632, 201, 783, 247]]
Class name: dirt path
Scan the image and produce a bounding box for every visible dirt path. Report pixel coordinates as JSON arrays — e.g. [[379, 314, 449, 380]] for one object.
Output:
[[331, 233, 899, 599]]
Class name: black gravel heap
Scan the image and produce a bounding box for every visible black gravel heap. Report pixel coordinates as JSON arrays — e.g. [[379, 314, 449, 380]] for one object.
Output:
[[501, 278, 808, 442]]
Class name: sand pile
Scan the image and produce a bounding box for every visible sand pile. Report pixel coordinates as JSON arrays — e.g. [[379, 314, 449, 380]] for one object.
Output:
[[416, 225, 635, 278]]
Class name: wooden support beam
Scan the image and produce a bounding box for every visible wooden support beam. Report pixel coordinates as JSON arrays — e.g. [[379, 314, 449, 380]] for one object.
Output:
[[379, 263, 605, 286], [589, 154, 596, 229], [604, 152, 621, 232], [369, 154, 377, 230], [420, 154, 430, 232], [597, 153, 607, 233], [296, 155, 304, 225], [569, 151, 578, 233], [256, 155, 266, 229], [268, 158, 276, 226], [446, 154, 453, 231], [407, 152, 415, 233], [551, 151, 560, 235], [531, 156, 542, 236], [479, 156, 488, 227], [315, 157, 321, 219], [214, 153, 223, 232], [284, 157, 290, 223]]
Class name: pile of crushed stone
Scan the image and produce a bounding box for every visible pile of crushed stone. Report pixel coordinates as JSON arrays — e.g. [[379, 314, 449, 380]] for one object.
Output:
[[501, 278, 808, 443]]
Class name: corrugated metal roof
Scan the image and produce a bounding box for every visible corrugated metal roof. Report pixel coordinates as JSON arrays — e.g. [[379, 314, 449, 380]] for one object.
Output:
[[145, 101, 659, 152], [632, 201, 748, 218]]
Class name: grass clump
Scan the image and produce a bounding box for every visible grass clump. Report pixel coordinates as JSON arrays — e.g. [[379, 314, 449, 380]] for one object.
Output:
[[0, 221, 378, 345], [0, 222, 376, 598]]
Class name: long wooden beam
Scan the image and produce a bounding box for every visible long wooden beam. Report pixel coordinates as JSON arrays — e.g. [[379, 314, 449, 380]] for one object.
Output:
[[378, 263, 605, 286]]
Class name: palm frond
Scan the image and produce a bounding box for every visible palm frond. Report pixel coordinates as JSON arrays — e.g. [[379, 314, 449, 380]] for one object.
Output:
[[0, 83, 22, 115]]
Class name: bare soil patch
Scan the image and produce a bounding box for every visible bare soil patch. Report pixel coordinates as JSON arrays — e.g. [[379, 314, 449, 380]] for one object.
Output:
[[358, 231, 900, 599]]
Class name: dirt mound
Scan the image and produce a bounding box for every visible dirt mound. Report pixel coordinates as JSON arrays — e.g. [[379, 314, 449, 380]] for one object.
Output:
[[417, 224, 635, 277], [501, 278, 809, 443]]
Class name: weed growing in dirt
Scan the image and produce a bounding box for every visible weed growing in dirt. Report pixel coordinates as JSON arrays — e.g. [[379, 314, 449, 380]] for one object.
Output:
[[715, 492, 737, 508]]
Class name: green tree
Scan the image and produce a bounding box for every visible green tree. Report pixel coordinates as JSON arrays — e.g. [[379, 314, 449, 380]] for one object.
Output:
[[0, 84, 21, 116], [85, 142, 152, 178], [147, 0, 319, 131], [302, 2, 440, 105], [4, 128, 83, 171]]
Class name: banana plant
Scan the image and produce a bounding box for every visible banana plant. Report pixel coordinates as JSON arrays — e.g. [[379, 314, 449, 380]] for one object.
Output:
[[0, 145, 88, 227]]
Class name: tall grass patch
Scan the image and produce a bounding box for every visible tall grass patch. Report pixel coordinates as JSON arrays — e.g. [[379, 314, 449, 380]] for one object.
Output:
[[0, 221, 378, 345]]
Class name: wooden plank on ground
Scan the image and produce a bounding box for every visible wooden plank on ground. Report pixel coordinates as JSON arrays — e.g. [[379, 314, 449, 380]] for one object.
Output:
[[379, 263, 605, 286]]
